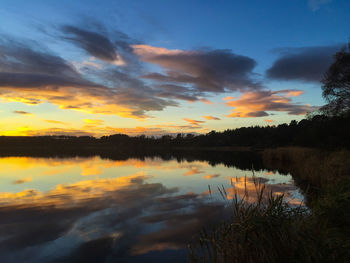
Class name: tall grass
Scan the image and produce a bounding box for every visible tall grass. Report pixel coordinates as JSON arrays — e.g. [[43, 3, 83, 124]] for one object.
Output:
[[188, 176, 347, 263], [262, 147, 350, 191]]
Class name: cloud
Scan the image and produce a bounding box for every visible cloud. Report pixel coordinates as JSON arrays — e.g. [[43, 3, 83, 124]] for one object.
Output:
[[203, 174, 221, 179], [0, 39, 79, 77], [4, 123, 209, 137], [84, 119, 104, 126], [44, 120, 70, 125], [226, 176, 300, 203], [154, 84, 200, 102], [62, 25, 125, 65], [0, 25, 323, 123], [133, 44, 261, 93], [13, 110, 33, 115], [183, 166, 204, 176], [264, 119, 274, 123], [225, 89, 318, 117], [0, 173, 226, 262], [267, 45, 341, 82], [200, 98, 213, 104], [203, 115, 221, 120], [183, 118, 205, 126], [24, 127, 95, 137], [0, 38, 177, 118], [308, 0, 332, 11], [12, 177, 32, 184], [223, 96, 235, 101]]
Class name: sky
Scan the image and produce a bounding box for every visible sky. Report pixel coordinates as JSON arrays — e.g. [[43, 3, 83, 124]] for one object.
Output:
[[0, 0, 349, 137]]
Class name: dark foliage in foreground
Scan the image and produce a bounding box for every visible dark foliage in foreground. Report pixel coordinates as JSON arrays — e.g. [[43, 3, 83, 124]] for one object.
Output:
[[188, 175, 350, 263], [0, 113, 349, 152]]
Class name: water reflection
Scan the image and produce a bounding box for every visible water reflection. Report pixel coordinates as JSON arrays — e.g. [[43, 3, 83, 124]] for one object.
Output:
[[0, 153, 302, 263]]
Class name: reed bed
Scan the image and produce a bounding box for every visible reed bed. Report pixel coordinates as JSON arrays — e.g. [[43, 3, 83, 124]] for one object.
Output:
[[188, 175, 348, 263]]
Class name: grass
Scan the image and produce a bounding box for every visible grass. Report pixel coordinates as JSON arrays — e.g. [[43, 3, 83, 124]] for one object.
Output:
[[188, 171, 349, 262], [262, 147, 350, 192]]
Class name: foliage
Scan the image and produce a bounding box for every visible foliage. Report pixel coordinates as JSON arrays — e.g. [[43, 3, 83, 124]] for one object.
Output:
[[262, 147, 350, 191], [188, 178, 319, 263], [188, 174, 350, 263], [1, 113, 349, 152], [321, 44, 350, 116]]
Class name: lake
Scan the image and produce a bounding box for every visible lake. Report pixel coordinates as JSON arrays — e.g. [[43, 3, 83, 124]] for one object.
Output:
[[0, 152, 303, 263]]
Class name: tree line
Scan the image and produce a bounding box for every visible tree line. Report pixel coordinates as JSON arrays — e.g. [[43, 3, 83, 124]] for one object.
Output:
[[0, 112, 349, 151]]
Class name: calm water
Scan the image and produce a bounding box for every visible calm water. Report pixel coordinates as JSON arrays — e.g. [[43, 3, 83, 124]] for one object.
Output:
[[0, 153, 303, 263]]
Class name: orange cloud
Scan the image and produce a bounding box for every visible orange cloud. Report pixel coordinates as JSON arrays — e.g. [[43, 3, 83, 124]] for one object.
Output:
[[200, 98, 213, 105], [264, 119, 274, 123], [83, 119, 104, 126], [285, 90, 304, 97], [203, 174, 221, 179], [45, 120, 70, 125], [184, 166, 204, 176], [183, 118, 205, 126], [80, 162, 103, 176], [203, 115, 221, 120], [226, 177, 301, 204], [0, 174, 149, 207], [132, 44, 183, 57], [0, 86, 148, 119], [0, 121, 211, 137], [225, 90, 317, 117], [223, 96, 235, 101]]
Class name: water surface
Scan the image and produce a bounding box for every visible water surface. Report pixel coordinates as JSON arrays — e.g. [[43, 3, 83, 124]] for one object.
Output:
[[0, 153, 302, 263]]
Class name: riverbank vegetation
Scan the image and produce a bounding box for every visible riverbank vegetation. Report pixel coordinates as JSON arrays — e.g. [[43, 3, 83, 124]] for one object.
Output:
[[188, 148, 350, 262]]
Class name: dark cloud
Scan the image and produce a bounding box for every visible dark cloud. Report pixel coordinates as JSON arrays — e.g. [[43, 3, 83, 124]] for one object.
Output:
[[62, 25, 120, 63], [61, 25, 139, 66], [97, 69, 178, 113], [0, 39, 176, 118], [0, 38, 100, 90], [0, 72, 99, 89], [267, 45, 341, 82], [155, 84, 201, 102], [246, 111, 269, 117], [13, 110, 32, 115], [134, 46, 261, 93], [0, 39, 78, 77]]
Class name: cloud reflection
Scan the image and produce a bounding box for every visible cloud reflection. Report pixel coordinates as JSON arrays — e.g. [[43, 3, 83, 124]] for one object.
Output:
[[226, 176, 302, 204], [0, 173, 224, 262]]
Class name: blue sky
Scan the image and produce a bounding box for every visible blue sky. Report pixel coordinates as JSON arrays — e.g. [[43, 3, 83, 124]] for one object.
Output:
[[0, 0, 349, 136]]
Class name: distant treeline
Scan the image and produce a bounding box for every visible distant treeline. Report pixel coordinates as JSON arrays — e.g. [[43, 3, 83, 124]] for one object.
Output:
[[0, 113, 349, 151]]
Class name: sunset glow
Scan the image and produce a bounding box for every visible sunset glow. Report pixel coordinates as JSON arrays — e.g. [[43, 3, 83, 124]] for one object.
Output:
[[1, 1, 347, 136]]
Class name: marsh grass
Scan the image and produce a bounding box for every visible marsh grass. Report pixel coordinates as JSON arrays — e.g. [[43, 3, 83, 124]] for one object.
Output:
[[188, 176, 345, 263], [262, 147, 350, 191]]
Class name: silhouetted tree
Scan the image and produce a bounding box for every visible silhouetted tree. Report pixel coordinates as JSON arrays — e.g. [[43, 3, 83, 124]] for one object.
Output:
[[321, 43, 350, 116]]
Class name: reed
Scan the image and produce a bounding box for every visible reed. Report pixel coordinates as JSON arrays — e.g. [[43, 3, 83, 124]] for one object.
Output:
[[262, 147, 350, 190], [188, 175, 347, 263]]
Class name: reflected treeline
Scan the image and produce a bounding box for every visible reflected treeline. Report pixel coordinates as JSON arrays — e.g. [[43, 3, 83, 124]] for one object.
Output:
[[0, 144, 265, 172]]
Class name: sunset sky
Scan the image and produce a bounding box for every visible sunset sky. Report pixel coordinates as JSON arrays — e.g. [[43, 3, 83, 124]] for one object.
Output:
[[0, 0, 349, 137]]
